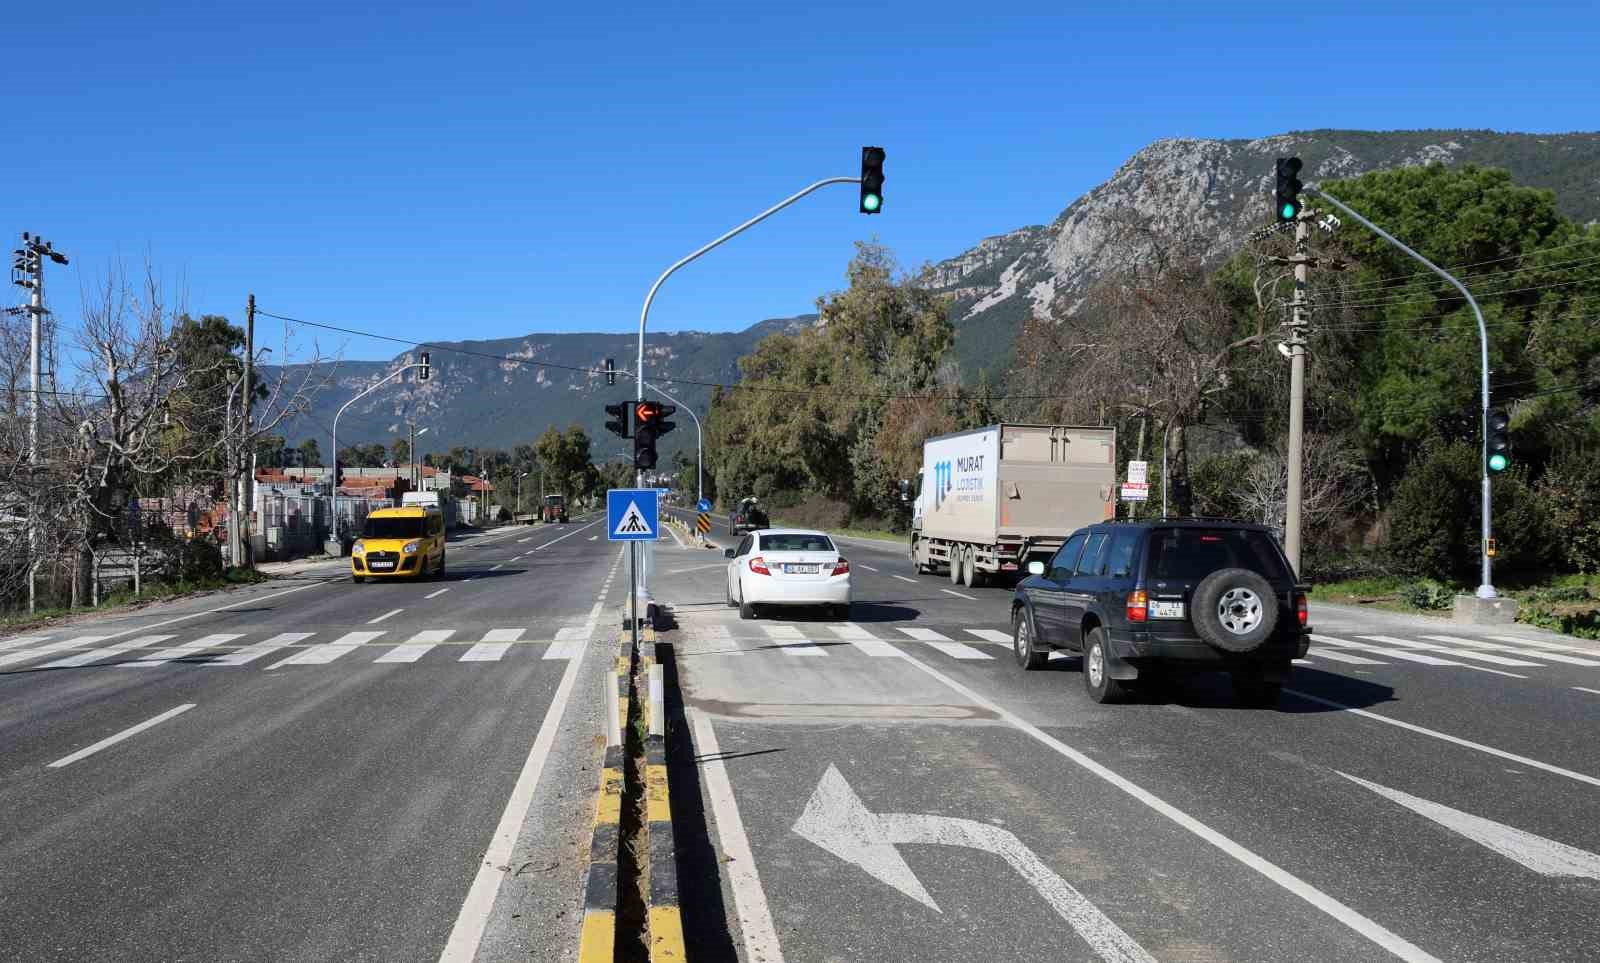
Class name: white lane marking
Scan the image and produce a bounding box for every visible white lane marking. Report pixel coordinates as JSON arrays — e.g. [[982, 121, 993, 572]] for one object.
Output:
[[489, 564, 504, 571], [892, 575, 918, 583], [793, 764, 1156, 960], [780, 643, 828, 657], [556, 625, 595, 641], [0, 634, 52, 652], [461, 642, 511, 662], [1336, 771, 1600, 879], [437, 617, 590, 961], [858, 564, 880, 572], [762, 625, 806, 640], [267, 631, 383, 668], [1487, 635, 1600, 657], [38, 635, 175, 668], [124, 633, 243, 667], [517, 537, 533, 543], [0, 635, 112, 668], [1285, 689, 1600, 789], [1421, 635, 1600, 667], [1358, 635, 1542, 668], [208, 632, 316, 666], [688, 708, 786, 963], [483, 628, 525, 642], [425, 587, 450, 599], [377, 629, 454, 663], [897, 627, 952, 642], [40, 576, 339, 645], [966, 629, 1013, 644], [588, 535, 598, 541], [897, 657, 1442, 962], [1574, 687, 1600, 696], [530, 519, 605, 551], [1312, 635, 1469, 667], [368, 608, 404, 625], [588, 602, 605, 621], [543, 638, 584, 660], [926, 641, 993, 661], [1303, 649, 1389, 666], [48, 704, 196, 769], [941, 589, 978, 601]]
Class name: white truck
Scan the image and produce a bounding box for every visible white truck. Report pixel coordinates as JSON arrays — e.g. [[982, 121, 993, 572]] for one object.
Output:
[[906, 424, 1117, 587]]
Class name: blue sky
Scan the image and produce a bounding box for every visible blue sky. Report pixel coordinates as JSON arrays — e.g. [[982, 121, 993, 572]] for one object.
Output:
[[7, 0, 1595, 365]]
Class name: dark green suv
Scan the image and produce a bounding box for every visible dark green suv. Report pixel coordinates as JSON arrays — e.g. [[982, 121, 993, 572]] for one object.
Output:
[[1009, 519, 1310, 707]]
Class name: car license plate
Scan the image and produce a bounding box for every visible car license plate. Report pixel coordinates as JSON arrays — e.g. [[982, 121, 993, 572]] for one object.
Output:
[[369, 561, 394, 570], [1150, 600, 1184, 619], [784, 564, 819, 574]]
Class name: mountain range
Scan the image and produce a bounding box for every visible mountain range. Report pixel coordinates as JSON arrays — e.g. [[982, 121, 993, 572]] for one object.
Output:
[[279, 129, 1600, 454]]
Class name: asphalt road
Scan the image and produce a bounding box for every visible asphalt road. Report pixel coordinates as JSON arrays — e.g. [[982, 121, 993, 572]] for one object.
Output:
[[0, 517, 621, 963], [659, 507, 1600, 963]]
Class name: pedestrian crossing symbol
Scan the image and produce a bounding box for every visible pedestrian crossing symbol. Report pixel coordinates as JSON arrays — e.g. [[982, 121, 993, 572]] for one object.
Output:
[[607, 488, 659, 542]]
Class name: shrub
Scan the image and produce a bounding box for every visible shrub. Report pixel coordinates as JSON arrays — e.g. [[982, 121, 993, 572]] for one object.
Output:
[[1539, 450, 1600, 573], [1383, 442, 1552, 582], [1397, 579, 1455, 610]]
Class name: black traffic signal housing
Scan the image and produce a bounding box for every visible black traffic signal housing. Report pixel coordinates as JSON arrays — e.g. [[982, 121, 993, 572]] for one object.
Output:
[[605, 401, 631, 439], [1487, 408, 1511, 473], [1275, 157, 1304, 222], [860, 146, 885, 214], [334, 460, 344, 487], [418, 351, 431, 382], [632, 401, 678, 470], [605, 357, 616, 386]]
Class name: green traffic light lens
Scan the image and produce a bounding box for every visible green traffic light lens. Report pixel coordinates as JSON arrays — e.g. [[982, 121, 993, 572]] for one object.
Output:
[[863, 194, 881, 212], [1281, 202, 1298, 219], [1488, 453, 1508, 472]]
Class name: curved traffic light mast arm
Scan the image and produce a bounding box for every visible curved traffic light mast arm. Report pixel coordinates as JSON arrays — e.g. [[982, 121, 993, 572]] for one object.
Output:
[[330, 361, 429, 542], [645, 380, 703, 503], [634, 175, 862, 479], [1306, 187, 1497, 599]]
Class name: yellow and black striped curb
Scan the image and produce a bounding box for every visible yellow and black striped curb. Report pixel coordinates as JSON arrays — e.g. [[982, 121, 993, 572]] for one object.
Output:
[[577, 645, 629, 963], [646, 638, 685, 962]]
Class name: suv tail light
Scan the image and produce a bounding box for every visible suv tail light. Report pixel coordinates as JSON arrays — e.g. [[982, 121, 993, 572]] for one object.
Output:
[[1295, 591, 1308, 629], [1126, 589, 1148, 623], [831, 558, 850, 576], [749, 556, 771, 576]]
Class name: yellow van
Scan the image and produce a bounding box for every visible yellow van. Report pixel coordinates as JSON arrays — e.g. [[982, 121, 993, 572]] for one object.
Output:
[[351, 506, 446, 581]]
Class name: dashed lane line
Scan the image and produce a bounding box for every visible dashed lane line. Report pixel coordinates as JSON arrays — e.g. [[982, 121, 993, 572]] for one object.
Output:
[[368, 608, 404, 624], [941, 589, 978, 601], [425, 588, 450, 599], [48, 704, 196, 769], [892, 575, 918, 584]]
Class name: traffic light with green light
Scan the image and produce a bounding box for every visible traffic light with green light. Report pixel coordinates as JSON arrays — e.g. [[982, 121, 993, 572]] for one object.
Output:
[[860, 147, 885, 214], [1487, 408, 1510, 473], [1275, 157, 1303, 222]]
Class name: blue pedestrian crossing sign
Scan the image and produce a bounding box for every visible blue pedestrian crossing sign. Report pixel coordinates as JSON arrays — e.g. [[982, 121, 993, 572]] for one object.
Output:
[[607, 488, 659, 542], [697, 498, 712, 513]]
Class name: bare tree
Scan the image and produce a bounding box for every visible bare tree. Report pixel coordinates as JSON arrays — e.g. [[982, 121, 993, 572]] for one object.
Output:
[[1237, 433, 1366, 539]]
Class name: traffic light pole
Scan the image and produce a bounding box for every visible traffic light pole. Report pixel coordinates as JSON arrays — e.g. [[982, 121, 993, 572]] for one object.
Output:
[[1284, 216, 1310, 577], [645, 380, 702, 503], [329, 362, 428, 554], [633, 175, 862, 485], [1307, 188, 1496, 598]]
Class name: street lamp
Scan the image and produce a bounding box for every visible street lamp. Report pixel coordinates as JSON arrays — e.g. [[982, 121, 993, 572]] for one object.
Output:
[[517, 470, 530, 519]]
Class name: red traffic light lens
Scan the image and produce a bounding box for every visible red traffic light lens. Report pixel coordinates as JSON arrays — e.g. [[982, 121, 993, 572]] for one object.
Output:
[[635, 402, 660, 422]]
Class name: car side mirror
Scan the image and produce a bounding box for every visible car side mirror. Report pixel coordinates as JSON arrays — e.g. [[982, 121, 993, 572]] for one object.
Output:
[[1027, 560, 1045, 576], [724, 548, 736, 558]]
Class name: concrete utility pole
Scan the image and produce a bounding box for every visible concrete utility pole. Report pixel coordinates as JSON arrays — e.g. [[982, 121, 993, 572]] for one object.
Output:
[[1283, 215, 1311, 576], [230, 293, 256, 570], [15, 233, 68, 613]]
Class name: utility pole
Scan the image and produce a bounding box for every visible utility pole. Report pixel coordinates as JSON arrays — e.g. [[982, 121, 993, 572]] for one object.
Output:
[[14, 233, 68, 612], [231, 293, 256, 570], [1283, 215, 1311, 575]]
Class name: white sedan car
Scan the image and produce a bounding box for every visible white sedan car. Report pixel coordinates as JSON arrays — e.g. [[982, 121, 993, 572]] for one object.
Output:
[[725, 528, 851, 620]]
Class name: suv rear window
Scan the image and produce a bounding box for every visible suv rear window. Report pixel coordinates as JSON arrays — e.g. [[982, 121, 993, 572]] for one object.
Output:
[[1145, 527, 1291, 582]]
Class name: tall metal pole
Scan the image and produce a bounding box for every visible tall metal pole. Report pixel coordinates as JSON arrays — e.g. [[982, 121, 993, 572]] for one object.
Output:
[[1307, 188, 1496, 598], [330, 363, 424, 552], [634, 175, 862, 486], [644, 380, 703, 505], [1283, 216, 1310, 576]]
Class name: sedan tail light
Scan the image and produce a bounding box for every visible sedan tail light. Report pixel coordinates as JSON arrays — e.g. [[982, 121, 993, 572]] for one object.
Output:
[[1295, 591, 1308, 629], [1126, 589, 1148, 623], [749, 556, 771, 576], [831, 558, 850, 576]]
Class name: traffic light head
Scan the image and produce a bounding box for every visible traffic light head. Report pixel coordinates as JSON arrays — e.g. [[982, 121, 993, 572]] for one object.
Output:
[[1275, 157, 1304, 222], [604, 401, 630, 438], [860, 146, 885, 214], [418, 351, 431, 382], [605, 357, 616, 386], [632, 401, 678, 469], [1487, 408, 1511, 473]]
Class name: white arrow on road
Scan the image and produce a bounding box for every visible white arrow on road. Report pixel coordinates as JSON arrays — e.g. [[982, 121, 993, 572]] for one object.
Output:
[[1337, 772, 1600, 879], [792, 764, 1155, 963]]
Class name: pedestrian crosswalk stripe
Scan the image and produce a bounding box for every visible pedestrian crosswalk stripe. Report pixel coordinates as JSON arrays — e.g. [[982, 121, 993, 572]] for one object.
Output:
[[126, 634, 243, 667], [1420, 634, 1600, 667], [925, 641, 993, 661], [896, 627, 952, 642], [1358, 635, 1542, 667], [966, 629, 1012, 644], [1312, 635, 1468, 667], [483, 628, 524, 642], [409, 630, 457, 644], [780, 642, 828, 656], [1303, 648, 1389, 666], [463, 642, 512, 662], [377, 644, 435, 664], [41, 635, 175, 669], [762, 625, 806, 640], [268, 631, 382, 668], [1487, 635, 1600, 658], [0, 635, 111, 668], [209, 632, 314, 666], [0, 634, 52, 653]]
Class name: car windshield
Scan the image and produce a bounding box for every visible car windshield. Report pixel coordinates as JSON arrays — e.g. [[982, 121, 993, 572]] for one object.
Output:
[[545, 496, 564, 505], [363, 517, 425, 539], [1145, 527, 1291, 582], [759, 533, 834, 552]]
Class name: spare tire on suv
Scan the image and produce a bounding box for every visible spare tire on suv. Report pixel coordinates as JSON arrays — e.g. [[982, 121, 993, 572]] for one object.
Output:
[[1191, 567, 1279, 653]]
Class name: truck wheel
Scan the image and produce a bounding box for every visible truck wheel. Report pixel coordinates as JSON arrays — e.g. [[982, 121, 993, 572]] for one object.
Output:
[[949, 546, 965, 586], [961, 550, 981, 588], [1083, 628, 1130, 704]]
